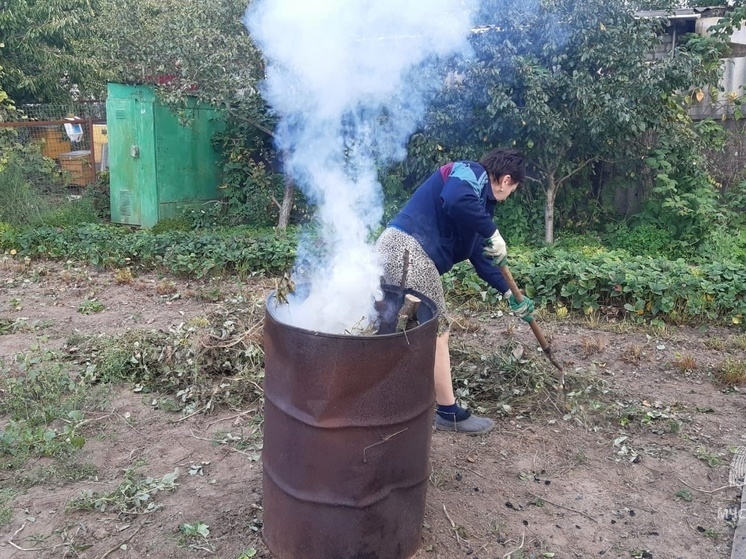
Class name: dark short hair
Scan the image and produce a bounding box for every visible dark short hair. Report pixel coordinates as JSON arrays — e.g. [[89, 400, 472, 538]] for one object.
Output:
[[481, 147, 526, 184]]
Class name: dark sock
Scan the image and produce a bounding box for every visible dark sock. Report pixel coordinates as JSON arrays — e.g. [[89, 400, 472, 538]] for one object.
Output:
[[436, 403, 471, 422]]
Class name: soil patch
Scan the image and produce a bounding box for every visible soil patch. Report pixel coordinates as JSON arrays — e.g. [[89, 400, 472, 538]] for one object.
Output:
[[0, 259, 744, 559]]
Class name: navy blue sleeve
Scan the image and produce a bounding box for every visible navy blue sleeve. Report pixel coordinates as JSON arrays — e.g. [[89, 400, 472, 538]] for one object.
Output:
[[440, 177, 498, 239], [469, 239, 510, 294]]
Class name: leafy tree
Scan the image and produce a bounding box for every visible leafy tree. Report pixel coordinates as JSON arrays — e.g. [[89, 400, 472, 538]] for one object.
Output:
[[94, 0, 264, 110], [0, 66, 16, 123], [416, 0, 728, 244], [0, 0, 106, 103], [91, 0, 296, 227]]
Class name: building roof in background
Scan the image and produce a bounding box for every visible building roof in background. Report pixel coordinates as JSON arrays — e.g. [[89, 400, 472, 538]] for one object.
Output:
[[634, 7, 731, 21]]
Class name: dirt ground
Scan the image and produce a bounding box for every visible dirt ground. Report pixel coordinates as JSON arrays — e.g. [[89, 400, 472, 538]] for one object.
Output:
[[0, 258, 744, 559]]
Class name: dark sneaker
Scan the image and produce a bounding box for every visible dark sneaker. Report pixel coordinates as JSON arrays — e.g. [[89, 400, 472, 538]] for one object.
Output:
[[434, 412, 495, 435]]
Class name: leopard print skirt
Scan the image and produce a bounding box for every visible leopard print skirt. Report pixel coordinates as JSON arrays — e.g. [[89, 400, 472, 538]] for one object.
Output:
[[375, 227, 449, 334]]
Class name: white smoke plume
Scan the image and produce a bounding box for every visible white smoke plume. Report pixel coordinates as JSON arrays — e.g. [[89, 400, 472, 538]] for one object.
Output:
[[245, 0, 476, 334]]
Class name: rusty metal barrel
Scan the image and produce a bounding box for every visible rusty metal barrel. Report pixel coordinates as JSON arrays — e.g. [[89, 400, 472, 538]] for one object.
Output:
[[262, 286, 438, 559]]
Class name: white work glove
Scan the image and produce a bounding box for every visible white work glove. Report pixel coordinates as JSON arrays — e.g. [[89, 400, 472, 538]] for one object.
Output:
[[483, 229, 507, 263]]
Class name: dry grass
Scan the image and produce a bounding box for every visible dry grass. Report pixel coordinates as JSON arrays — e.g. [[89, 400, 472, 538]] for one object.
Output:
[[155, 279, 178, 295], [503, 321, 516, 338], [581, 336, 607, 357], [621, 344, 645, 364], [716, 358, 746, 386], [704, 337, 726, 350], [114, 267, 134, 285], [0, 256, 27, 274], [58, 268, 89, 285], [732, 334, 746, 351], [673, 354, 698, 373], [449, 315, 481, 333]]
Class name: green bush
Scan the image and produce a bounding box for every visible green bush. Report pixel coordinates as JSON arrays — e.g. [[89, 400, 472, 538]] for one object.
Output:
[[552, 233, 606, 257], [0, 224, 298, 277], [698, 226, 746, 265], [722, 179, 746, 230], [31, 198, 101, 228], [0, 148, 54, 227], [602, 222, 689, 259], [150, 216, 192, 234], [212, 110, 286, 227], [83, 172, 111, 221], [180, 201, 226, 229], [522, 248, 745, 325], [443, 245, 746, 326], [492, 187, 546, 246]]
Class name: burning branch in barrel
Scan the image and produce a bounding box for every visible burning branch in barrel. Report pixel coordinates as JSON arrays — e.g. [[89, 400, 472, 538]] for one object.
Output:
[[394, 248, 420, 332], [396, 294, 420, 332]]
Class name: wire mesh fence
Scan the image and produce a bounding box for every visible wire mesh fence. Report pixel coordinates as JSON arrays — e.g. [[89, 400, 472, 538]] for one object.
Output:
[[0, 102, 107, 198]]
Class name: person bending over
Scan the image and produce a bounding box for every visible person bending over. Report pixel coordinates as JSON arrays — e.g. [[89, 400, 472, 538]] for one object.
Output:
[[376, 147, 534, 434]]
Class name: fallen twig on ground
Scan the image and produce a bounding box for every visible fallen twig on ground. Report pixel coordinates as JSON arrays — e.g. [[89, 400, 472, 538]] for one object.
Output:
[[503, 532, 525, 559], [530, 493, 599, 523], [8, 523, 46, 552], [677, 478, 739, 494], [443, 504, 473, 554], [100, 522, 144, 559]]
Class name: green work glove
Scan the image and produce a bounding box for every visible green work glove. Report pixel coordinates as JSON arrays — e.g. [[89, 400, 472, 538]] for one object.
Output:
[[506, 292, 534, 323]]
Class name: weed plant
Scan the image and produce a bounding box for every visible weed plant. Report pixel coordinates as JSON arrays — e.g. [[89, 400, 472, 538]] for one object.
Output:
[[31, 197, 101, 228], [716, 358, 746, 386], [0, 151, 52, 226], [83, 172, 111, 221], [0, 223, 297, 277], [601, 223, 688, 260], [0, 353, 89, 469], [699, 226, 746, 265], [67, 466, 179, 514], [75, 300, 266, 412], [451, 340, 578, 415], [0, 489, 15, 528]]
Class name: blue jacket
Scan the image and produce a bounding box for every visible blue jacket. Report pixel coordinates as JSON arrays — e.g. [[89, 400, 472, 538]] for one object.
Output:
[[390, 161, 509, 294]]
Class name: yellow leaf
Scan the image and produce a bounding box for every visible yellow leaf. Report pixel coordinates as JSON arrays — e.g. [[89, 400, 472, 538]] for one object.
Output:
[[733, 316, 742, 325], [695, 89, 705, 103], [436, 144, 443, 151]]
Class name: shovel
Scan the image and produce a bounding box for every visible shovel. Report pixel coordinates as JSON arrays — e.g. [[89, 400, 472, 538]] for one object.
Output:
[[499, 262, 566, 402]]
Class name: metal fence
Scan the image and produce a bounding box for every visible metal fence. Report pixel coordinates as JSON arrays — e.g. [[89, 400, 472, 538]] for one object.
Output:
[[0, 102, 107, 197]]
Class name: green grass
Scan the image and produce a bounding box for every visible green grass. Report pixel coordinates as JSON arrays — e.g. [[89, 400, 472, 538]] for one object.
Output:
[[0, 489, 16, 528], [0, 354, 89, 470]]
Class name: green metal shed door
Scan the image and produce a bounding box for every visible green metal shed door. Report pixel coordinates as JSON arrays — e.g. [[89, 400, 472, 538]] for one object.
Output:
[[107, 94, 157, 227]]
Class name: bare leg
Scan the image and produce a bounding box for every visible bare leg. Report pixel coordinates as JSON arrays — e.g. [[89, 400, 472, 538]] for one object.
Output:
[[434, 331, 455, 406]]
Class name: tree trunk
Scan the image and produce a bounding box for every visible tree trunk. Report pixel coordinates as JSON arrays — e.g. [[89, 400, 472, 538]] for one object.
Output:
[[277, 179, 295, 230], [545, 174, 557, 244]]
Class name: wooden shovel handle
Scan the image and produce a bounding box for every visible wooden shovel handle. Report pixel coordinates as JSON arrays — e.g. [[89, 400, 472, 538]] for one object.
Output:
[[499, 262, 566, 401], [499, 263, 550, 351]]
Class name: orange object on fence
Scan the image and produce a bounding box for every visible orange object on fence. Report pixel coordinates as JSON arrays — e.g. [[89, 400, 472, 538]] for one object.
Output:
[[39, 126, 72, 160], [92, 124, 108, 165], [59, 150, 96, 186]]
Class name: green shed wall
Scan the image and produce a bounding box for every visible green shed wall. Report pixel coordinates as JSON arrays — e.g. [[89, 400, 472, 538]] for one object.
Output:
[[106, 83, 225, 228]]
